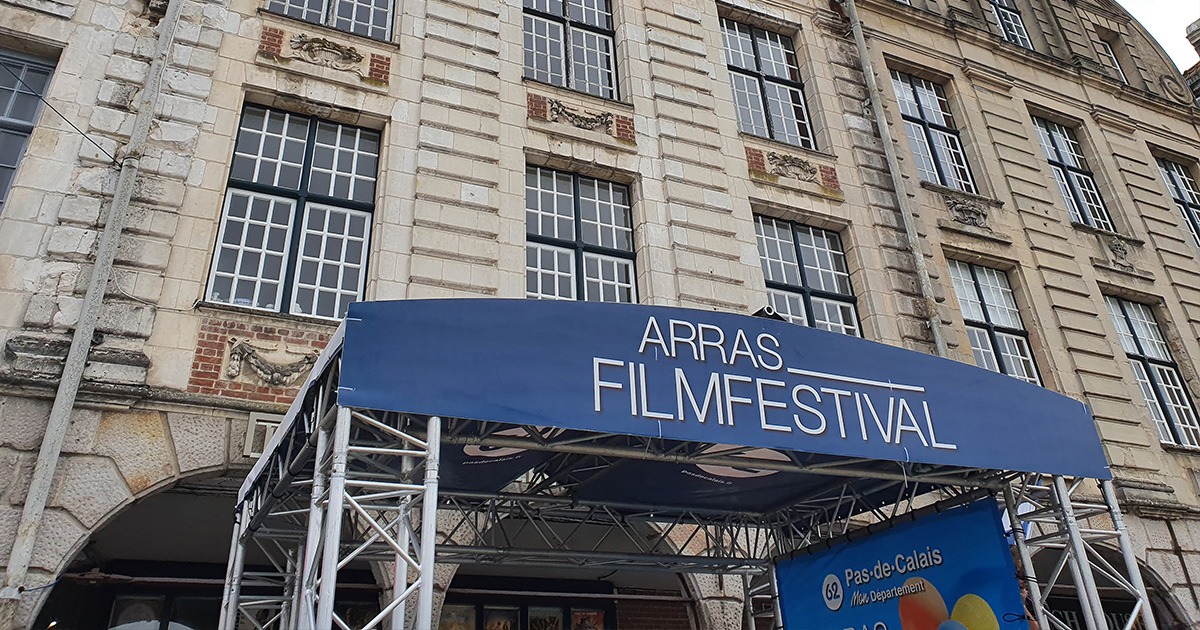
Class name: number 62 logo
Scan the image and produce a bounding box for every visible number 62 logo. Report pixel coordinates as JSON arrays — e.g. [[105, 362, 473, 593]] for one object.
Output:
[[822, 574, 844, 611]]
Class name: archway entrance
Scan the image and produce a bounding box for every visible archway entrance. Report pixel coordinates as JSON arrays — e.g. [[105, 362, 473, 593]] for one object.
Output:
[[31, 475, 382, 629]]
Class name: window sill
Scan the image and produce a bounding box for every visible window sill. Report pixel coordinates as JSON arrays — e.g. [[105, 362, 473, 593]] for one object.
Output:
[[522, 77, 631, 110], [738, 132, 832, 160], [1161, 442, 1200, 457], [197, 300, 342, 329], [1069, 222, 1145, 247], [257, 9, 401, 49], [919, 181, 1004, 208]]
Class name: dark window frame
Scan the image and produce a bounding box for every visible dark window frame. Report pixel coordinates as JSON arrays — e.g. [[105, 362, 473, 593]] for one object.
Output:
[[754, 215, 861, 336], [1097, 39, 1128, 84], [1158, 157, 1200, 247], [265, 0, 394, 41], [525, 165, 637, 303], [522, 0, 619, 100], [986, 0, 1033, 49], [890, 69, 977, 194], [949, 260, 1041, 385], [0, 49, 55, 214], [206, 104, 379, 320], [1108, 296, 1200, 448], [720, 17, 816, 150], [1033, 116, 1115, 231]]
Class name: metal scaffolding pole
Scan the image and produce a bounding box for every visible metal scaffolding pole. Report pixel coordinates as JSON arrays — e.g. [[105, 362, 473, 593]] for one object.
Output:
[[1054, 476, 1107, 630], [296, 417, 331, 630], [219, 501, 250, 630], [315, 406, 352, 625], [1102, 480, 1158, 630], [1003, 475, 1159, 630], [416, 417, 441, 629], [1004, 483, 1049, 630]]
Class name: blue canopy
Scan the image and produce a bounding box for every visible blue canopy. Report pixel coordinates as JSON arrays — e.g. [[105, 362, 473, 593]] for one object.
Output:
[[335, 299, 1109, 490]]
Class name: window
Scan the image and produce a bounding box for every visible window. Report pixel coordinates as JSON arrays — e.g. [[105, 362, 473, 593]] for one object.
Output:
[[525, 165, 635, 303], [721, 18, 815, 150], [1033, 116, 1114, 231], [1157, 158, 1200, 246], [1107, 296, 1200, 447], [523, 0, 617, 99], [267, 0, 391, 39], [207, 105, 378, 319], [754, 216, 859, 336], [0, 50, 53, 214], [1098, 40, 1127, 84], [987, 0, 1032, 49], [948, 261, 1040, 384], [890, 70, 976, 194]]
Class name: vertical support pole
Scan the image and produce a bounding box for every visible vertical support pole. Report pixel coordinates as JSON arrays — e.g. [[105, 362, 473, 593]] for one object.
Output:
[[316, 406, 352, 626], [390, 453, 415, 630], [1053, 476, 1105, 630], [416, 416, 442, 629], [219, 501, 249, 630], [280, 551, 296, 629], [741, 574, 755, 630], [1003, 482, 1048, 630], [297, 419, 331, 630], [769, 566, 784, 630], [288, 543, 305, 630], [1102, 480, 1158, 630]]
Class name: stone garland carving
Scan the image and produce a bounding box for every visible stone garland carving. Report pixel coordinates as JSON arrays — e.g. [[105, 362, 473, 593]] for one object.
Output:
[[1106, 235, 1130, 261], [547, 99, 615, 134], [766, 152, 818, 182], [226, 337, 318, 386], [943, 194, 989, 228], [290, 34, 364, 72]]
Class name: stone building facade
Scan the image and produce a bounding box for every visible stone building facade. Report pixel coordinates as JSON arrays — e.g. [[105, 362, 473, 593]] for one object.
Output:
[[0, 0, 1199, 625]]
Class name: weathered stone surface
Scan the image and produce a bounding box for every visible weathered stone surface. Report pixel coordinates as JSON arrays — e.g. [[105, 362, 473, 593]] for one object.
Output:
[[167, 412, 229, 473], [29, 507, 87, 573], [49, 455, 132, 529], [92, 410, 177, 494], [0, 397, 50, 451], [0, 448, 32, 506]]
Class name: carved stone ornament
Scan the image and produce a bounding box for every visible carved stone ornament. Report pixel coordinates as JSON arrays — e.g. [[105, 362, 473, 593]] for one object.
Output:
[[1106, 235, 1130, 261], [943, 194, 988, 228], [766, 152, 818, 182], [226, 337, 318, 386], [1161, 74, 1194, 105], [547, 99, 614, 133], [290, 34, 364, 72]]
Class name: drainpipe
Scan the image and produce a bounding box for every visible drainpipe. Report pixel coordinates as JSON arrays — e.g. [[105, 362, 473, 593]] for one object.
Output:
[[0, 0, 183, 620], [837, 0, 949, 357]]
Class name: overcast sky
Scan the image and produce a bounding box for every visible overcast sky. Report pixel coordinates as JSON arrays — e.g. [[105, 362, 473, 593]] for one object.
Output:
[[1117, 0, 1200, 70]]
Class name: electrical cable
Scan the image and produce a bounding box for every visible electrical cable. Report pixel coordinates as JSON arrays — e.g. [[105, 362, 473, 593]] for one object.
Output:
[[1, 63, 121, 167]]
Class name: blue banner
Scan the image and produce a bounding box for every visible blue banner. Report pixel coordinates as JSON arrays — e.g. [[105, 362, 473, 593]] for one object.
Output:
[[776, 501, 1029, 630], [339, 299, 1110, 478]]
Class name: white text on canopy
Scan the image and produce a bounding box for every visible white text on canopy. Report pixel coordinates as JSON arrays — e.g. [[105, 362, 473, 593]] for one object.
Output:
[[591, 316, 957, 452]]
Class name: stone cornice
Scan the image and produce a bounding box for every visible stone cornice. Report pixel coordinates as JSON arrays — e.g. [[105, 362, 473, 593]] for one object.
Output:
[[1089, 104, 1138, 133], [960, 60, 1015, 92], [0, 372, 290, 414]]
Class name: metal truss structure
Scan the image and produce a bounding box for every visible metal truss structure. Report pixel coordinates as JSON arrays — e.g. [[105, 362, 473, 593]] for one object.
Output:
[[218, 355, 1160, 630], [1006, 476, 1159, 630]]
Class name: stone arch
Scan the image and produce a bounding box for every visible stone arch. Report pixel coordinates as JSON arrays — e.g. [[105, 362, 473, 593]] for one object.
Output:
[[1029, 543, 1191, 629], [0, 395, 255, 626]]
